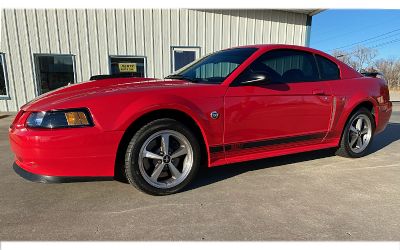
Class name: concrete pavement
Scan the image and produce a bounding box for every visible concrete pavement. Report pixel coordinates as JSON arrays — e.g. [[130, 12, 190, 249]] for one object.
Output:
[[0, 104, 399, 240]]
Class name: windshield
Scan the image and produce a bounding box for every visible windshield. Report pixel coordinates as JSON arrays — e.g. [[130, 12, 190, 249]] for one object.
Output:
[[165, 48, 258, 84]]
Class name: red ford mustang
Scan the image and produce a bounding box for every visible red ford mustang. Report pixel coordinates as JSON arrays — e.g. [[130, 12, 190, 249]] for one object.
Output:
[[9, 45, 392, 195]]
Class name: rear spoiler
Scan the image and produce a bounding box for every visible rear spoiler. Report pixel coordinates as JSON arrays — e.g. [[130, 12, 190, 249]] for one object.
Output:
[[361, 72, 383, 78]]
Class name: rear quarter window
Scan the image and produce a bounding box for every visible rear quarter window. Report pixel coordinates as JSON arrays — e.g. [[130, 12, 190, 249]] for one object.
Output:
[[315, 55, 340, 81]]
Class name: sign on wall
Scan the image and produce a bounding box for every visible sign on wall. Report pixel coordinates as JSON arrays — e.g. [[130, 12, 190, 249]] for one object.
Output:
[[118, 63, 137, 73]]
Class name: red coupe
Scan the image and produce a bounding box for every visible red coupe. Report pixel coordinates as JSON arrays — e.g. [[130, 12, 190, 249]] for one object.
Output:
[[9, 45, 392, 195]]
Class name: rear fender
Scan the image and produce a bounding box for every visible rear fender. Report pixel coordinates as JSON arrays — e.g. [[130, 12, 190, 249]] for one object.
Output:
[[334, 95, 379, 138]]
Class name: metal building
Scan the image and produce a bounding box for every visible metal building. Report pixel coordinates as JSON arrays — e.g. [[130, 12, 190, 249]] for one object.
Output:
[[0, 9, 321, 112]]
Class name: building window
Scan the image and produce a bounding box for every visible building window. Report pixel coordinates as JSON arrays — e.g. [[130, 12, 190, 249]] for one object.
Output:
[[109, 56, 146, 77], [34, 54, 75, 95], [171, 46, 201, 72], [0, 53, 9, 98]]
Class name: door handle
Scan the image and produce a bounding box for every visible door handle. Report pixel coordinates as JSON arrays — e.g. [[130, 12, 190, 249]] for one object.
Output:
[[312, 89, 325, 95]]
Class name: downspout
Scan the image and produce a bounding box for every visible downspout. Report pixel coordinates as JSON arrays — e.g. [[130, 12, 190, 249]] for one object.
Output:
[[305, 15, 312, 47]]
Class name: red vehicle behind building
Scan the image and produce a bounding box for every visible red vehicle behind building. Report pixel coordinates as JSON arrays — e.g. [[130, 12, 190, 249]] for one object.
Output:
[[9, 45, 392, 195]]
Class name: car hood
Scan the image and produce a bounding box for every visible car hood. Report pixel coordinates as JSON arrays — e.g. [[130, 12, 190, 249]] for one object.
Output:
[[21, 77, 221, 111]]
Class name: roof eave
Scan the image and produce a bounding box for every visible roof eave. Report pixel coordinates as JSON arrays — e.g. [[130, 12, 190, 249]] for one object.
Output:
[[308, 9, 325, 16]]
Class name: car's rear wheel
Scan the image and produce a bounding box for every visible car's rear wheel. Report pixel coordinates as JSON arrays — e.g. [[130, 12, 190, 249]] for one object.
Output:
[[124, 118, 200, 195], [336, 107, 375, 158]]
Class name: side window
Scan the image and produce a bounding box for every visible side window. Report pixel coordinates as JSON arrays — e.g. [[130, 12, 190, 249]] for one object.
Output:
[[315, 55, 340, 80], [240, 49, 319, 84], [195, 62, 239, 79], [177, 48, 257, 84]]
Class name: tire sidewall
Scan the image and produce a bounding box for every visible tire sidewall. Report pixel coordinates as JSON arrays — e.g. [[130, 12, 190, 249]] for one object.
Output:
[[342, 108, 375, 158], [125, 119, 201, 195]]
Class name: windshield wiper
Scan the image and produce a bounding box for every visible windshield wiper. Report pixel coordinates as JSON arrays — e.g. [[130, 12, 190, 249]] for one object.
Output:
[[165, 74, 198, 83]]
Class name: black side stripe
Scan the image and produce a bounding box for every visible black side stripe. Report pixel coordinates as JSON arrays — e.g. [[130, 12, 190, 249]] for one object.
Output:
[[209, 132, 325, 153], [242, 133, 323, 149], [209, 145, 224, 153]]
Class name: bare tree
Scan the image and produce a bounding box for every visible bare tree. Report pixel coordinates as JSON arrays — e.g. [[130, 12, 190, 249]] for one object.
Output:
[[332, 46, 378, 72], [375, 58, 400, 90], [352, 46, 378, 72], [332, 50, 357, 69], [331, 46, 400, 90]]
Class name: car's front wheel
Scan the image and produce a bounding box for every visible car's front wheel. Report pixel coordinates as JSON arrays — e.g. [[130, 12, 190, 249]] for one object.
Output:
[[336, 107, 375, 158], [124, 118, 201, 195]]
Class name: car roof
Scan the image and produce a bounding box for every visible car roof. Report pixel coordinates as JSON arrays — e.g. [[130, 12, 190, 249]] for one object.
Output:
[[233, 44, 325, 54], [225, 44, 362, 80], [231, 44, 339, 63]]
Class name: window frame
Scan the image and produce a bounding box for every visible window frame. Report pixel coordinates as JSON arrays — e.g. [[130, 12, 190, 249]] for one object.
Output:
[[33, 53, 77, 96], [232, 49, 333, 86], [313, 54, 341, 81], [0, 53, 10, 99], [108, 55, 147, 77], [171, 46, 201, 73]]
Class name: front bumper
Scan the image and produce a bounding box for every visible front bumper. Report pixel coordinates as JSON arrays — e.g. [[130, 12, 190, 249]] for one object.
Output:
[[9, 111, 125, 178], [13, 162, 113, 183]]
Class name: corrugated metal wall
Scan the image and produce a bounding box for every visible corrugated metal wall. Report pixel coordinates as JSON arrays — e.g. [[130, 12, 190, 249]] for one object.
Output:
[[0, 9, 309, 112]]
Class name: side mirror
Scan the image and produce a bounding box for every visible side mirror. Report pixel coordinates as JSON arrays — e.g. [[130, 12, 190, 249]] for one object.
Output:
[[239, 71, 271, 86]]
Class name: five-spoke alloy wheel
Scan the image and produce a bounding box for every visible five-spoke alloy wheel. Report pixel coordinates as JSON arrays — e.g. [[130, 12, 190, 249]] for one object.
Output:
[[124, 118, 201, 195], [347, 114, 372, 154], [138, 130, 194, 189]]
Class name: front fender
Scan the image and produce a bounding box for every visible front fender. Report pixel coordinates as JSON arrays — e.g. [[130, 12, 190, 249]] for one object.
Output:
[[114, 94, 208, 131], [110, 93, 224, 160]]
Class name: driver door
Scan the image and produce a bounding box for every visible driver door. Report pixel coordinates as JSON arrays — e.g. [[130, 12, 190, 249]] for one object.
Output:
[[224, 49, 333, 159]]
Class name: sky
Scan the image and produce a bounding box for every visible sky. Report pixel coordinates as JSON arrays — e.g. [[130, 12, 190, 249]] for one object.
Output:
[[310, 9, 400, 60]]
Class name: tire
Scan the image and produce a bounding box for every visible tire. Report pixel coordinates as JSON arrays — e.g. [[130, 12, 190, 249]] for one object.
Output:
[[124, 118, 201, 195], [335, 107, 375, 158]]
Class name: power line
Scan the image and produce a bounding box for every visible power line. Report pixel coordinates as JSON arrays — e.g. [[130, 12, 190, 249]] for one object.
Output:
[[370, 38, 400, 49], [328, 28, 400, 52], [334, 38, 400, 58], [329, 32, 400, 54]]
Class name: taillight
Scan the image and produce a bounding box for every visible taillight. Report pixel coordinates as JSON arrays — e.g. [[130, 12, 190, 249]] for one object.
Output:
[[376, 73, 388, 85], [10, 110, 24, 129], [378, 76, 390, 103]]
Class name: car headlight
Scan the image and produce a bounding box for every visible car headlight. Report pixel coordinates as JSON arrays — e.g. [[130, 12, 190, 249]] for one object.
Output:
[[26, 109, 94, 128]]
